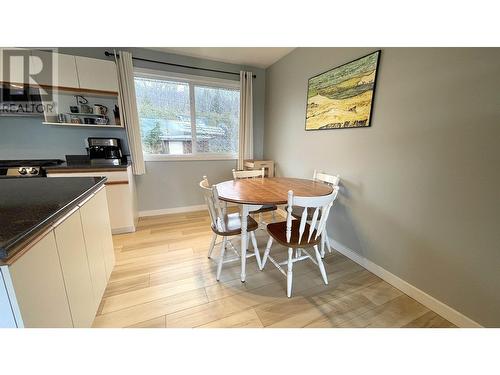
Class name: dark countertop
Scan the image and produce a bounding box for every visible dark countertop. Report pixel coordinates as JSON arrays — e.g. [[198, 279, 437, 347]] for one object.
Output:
[[45, 161, 130, 173], [0, 177, 106, 262]]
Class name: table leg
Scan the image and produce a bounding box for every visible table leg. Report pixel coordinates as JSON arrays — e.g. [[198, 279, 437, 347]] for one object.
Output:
[[240, 204, 249, 282]]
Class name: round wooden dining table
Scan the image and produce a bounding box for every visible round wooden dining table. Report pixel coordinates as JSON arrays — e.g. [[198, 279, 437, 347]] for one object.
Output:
[[216, 177, 333, 282]]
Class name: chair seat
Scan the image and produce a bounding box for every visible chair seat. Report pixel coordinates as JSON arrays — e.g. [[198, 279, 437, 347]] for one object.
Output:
[[212, 213, 258, 236], [290, 206, 322, 221], [266, 220, 321, 248], [254, 204, 278, 214]]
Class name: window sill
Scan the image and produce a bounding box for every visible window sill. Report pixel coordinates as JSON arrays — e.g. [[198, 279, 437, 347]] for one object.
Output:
[[144, 153, 238, 162]]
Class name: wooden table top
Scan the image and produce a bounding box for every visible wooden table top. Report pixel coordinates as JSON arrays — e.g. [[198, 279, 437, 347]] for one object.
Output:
[[216, 177, 333, 205]]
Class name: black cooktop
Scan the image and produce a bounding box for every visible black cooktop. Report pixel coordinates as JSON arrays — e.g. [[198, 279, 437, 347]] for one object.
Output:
[[0, 159, 64, 167]]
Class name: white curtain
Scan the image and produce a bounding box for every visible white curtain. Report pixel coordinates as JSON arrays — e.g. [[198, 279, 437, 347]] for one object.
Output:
[[237, 71, 254, 170], [115, 50, 145, 175]]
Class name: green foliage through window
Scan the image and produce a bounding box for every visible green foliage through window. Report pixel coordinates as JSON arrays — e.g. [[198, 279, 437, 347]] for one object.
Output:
[[134, 76, 240, 156]]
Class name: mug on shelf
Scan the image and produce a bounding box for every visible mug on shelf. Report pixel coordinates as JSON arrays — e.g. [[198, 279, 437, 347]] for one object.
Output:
[[95, 117, 109, 125], [93, 104, 108, 115]]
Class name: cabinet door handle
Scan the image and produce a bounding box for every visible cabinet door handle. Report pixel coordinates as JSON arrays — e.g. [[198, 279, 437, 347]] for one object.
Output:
[[52, 207, 79, 228]]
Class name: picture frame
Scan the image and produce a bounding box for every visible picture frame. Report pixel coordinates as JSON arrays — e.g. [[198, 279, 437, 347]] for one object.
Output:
[[305, 50, 381, 131]]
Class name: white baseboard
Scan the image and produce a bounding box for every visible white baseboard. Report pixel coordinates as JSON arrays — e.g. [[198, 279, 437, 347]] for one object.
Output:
[[139, 204, 207, 217], [329, 237, 482, 328], [139, 202, 242, 218]]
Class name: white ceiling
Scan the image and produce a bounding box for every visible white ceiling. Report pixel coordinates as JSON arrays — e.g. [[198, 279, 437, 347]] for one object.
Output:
[[148, 47, 295, 69]]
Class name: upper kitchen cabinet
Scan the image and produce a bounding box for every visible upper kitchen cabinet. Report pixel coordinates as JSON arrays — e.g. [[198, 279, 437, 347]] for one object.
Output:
[[75, 56, 119, 93], [1, 49, 119, 94], [29, 50, 79, 88], [0, 48, 30, 84]]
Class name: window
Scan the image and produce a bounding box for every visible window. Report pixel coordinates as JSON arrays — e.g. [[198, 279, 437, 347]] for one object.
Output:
[[134, 70, 240, 160]]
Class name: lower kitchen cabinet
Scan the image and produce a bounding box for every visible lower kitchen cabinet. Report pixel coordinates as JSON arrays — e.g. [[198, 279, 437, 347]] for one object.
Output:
[[79, 188, 114, 309], [8, 232, 73, 328], [95, 188, 115, 279], [47, 166, 138, 234], [0, 186, 116, 328], [80, 197, 108, 311], [53, 208, 96, 328], [104, 182, 137, 234]]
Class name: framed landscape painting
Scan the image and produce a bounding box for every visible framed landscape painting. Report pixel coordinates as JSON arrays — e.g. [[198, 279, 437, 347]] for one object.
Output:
[[305, 50, 381, 130]]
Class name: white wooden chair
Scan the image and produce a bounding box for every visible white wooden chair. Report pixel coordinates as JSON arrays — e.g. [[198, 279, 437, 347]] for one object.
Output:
[[199, 176, 262, 281], [291, 170, 340, 257], [232, 168, 277, 226], [262, 186, 340, 297], [232, 168, 266, 180]]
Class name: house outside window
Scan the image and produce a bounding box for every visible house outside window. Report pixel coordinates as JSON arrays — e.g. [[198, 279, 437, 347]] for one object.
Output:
[[134, 69, 240, 161]]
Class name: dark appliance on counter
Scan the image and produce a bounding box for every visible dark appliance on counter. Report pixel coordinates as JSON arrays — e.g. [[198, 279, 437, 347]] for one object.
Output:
[[87, 137, 124, 166], [0, 159, 64, 178]]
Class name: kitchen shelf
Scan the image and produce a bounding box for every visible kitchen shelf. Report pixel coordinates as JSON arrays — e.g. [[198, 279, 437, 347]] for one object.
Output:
[[40, 87, 123, 128], [43, 122, 124, 128], [45, 85, 119, 98], [65, 113, 108, 117]]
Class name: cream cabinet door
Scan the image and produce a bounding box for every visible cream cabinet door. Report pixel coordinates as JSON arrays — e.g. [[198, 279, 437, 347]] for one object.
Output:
[[9, 232, 73, 328], [95, 188, 116, 279], [53, 208, 96, 328], [104, 183, 135, 234], [75, 56, 118, 92], [0, 48, 30, 84], [46, 169, 136, 234], [79, 194, 108, 310], [29, 50, 79, 88]]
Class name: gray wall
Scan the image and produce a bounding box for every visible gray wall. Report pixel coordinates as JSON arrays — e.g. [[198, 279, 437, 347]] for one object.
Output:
[[137, 159, 237, 212], [0, 47, 265, 211], [264, 47, 500, 327], [0, 117, 129, 159]]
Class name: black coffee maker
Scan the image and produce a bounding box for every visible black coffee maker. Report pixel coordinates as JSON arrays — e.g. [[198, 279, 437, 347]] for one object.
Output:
[[87, 137, 123, 165]]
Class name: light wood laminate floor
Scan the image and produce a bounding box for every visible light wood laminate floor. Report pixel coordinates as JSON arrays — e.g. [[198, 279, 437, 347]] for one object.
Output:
[[92, 210, 455, 328]]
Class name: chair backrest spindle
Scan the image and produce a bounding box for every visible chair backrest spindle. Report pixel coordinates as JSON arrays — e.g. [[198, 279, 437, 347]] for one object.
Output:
[[286, 190, 293, 243], [286, 186, 340, 245], [313, 169, 340, 187], [199, 176, 224, 230], [232, 167, 265, 180]]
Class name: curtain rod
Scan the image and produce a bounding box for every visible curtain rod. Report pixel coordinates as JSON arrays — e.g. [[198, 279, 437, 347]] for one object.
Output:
[[104, 51, 256, 78]]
